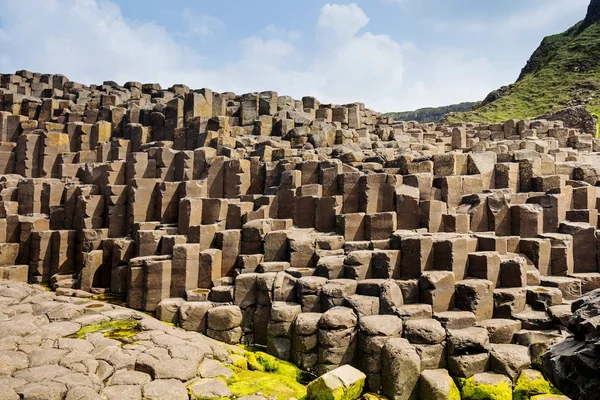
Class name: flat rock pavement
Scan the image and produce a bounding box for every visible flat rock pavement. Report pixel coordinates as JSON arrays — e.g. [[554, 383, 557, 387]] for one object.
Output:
[[0, 280, 257, 400]]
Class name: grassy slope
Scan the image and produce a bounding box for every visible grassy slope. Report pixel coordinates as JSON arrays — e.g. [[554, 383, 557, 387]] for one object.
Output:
[[448, 18, 600, 123]]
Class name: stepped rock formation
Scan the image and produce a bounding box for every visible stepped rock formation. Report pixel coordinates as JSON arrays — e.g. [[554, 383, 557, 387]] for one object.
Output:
[[0, 68, 598, 399]]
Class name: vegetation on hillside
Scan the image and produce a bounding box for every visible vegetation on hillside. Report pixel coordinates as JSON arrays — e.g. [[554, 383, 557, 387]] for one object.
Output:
[[448, 2, 600, 123]]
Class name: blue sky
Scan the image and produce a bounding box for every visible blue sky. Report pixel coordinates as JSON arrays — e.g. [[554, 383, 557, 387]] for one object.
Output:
[[0, 0, 590, 112]]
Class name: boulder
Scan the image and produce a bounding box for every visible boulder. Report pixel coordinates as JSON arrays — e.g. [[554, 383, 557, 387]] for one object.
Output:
[[306, 365, 365, 400], [419, 369, 460, 400]]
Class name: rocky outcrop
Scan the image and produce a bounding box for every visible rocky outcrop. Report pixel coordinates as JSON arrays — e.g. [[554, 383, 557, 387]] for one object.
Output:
[[581, 0, 600, 32], [543, 289, 600, 400], [537, 106, 598, 135], [386, 102, 477, 123]]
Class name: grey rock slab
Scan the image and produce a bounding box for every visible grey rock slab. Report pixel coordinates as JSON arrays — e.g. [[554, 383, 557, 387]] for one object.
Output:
[[0, 384, 19, 400], [65, 386, 103, 400], [101, 385, 142, 400], [57, 338, 95, 353], [151, 357, 199, 381], [199, 359, 233, 379], [15, 382, 67, 400], [0, 351, 28, 375], [142, 379, 188, 400], [59, 350, 98, 375], [52, 372, 100, 391], [188, 378, 233, 399], [108, 370, 152, 386], [13, 365, 71, 382], [41, 321, 81, 336], [28, 348, 68, 367]]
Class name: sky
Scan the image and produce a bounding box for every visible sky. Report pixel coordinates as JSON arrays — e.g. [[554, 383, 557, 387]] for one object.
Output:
[[0, 0, 591, 112]]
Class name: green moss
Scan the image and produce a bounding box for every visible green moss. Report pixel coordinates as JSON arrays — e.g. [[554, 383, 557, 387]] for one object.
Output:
[[230, 353, 248, 370], [513, 370, 562, 400], [307, 378, 345, 400], [449, 378, 462, 400], [592, 113, 600, 137], [212, 346, 309, 399], [344, 377, 365, 400], [92, 293, 127, 307], [226, 367, 307, 399], [242, 348, 302, 381], [458, 377, 512, 400], [70, 320, 141, 341]]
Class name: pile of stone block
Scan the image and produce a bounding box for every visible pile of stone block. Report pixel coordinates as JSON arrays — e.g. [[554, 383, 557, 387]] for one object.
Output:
[[0, 68, 599, 397]]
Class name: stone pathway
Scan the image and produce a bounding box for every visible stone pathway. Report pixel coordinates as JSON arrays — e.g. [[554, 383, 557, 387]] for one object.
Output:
[[0, 280, 283, 400]]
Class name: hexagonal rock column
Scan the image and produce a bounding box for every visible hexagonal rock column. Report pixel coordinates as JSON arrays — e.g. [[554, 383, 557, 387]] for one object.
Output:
[[317, 306, 358, 376]]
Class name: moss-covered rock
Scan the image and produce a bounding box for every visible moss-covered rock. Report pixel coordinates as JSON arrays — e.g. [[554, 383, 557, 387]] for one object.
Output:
[[70, 319, 141, 341], [513, 369, 562, 400], [307, 365, 366, 400], [226, 368, 306, 399], [420, 369, 461, 400], [202, 346, 309, 399], [242, 347, 302, 381], [458, 373, 513, 400]]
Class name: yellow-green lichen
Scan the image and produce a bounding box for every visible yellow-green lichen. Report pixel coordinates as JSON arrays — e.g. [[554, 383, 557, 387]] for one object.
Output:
[[71, 320, 141, 341], [230, 353, 248, 370], [306, 367, 365, 400], [226, 367, 307, 400], [92, 293, 127, 307], [513, 370, 562, 400], [241, 346, 303, 381], [307, 378, 345, 400], [459, 377, 513, 400], [449, 378, 462, 400], [204, 346, 309, 399]]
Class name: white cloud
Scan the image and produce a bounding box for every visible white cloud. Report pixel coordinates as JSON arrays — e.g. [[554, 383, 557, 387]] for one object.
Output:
[[182, 9, 224, 38], [432, 0, 588, 35], [0, 0, 496, 112], [264, 25, 302, 41], [0, 0, 201, 85], [317, 3, 369, 41]]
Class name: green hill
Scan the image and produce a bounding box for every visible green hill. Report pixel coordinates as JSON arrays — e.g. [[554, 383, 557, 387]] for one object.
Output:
[[384, 102, 478, 123], [448, 0, 600, 124]]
